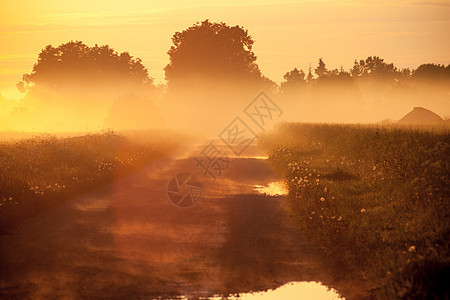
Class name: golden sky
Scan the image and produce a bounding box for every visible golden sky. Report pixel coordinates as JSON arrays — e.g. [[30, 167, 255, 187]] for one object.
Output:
[[1, 0, 449, 99]]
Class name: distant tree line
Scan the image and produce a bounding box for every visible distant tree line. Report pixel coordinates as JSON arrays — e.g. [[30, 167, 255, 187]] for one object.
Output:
[[8, 19, 449, 130], [280, 56, 450, 94], [17, 20, 450, 97]]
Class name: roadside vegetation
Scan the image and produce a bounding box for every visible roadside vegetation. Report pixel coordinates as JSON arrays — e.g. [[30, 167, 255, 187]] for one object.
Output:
[[0, 130, 185, 234], [259, 123, 449, 299]]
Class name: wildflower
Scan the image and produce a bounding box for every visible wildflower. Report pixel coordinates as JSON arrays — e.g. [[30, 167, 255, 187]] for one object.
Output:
[[323, 187, 327, 193], [8, 197, 13, 201], [320, 197, 325, 202], [361, 208, 366, 213], [373, 166, 376, 171], [408, 245, 416, 252], [311, 211, 316, 215], [337, 216, 342, 221]]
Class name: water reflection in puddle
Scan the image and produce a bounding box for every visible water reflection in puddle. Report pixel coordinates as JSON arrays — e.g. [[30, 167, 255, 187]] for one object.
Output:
[[230, 155, 269, 160], [249, 155, 269, 160], [234, 281, 343, 299], [197, 281, 343, 300], [254, 181, 288, 196]]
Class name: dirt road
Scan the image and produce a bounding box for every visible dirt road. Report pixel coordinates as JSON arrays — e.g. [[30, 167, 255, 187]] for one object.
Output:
[[0, 143, 366, 299]]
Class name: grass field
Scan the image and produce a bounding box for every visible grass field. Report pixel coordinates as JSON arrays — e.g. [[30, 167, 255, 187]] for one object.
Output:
[[0, 130, 185, 235], [259, 123, 449, 299]]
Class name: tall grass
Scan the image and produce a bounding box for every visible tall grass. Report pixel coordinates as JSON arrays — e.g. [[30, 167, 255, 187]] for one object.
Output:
[[0, 130, 184, 234], [259, 123, 449, 299]]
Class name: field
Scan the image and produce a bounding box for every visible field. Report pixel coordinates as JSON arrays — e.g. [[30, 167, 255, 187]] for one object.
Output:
[[1, 124, 448, 298], [0, 130, 185, 235], [259, 123, 449, 298]]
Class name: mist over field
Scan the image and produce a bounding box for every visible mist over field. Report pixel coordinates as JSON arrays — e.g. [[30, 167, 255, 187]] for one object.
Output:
[[0, 20, 449, 134]]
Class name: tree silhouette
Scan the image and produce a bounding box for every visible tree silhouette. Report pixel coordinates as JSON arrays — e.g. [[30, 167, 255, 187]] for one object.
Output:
[[314, 58, 328, 78], [351, 56, 399, 79], [281, 68, 305, 93], [19, 41, 152, 91], [413, 63, 450, 80], [364, 56, 396, 78], [351, 60, 364, 77], [164, 20, 265, 88], [306, 64, 314, 82], [12, 41, 157, 131]]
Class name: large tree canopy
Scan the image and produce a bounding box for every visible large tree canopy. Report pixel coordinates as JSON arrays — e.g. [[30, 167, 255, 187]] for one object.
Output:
[[19, 41, 152, 91], [12, 41, 158, 131], [164, 20, 265, 88]]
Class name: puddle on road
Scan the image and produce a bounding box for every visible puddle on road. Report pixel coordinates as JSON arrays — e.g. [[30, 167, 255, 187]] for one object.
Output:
[[230, 281, 344, 299], [239, 155, 269, 160], [188, 281, 343, 299], [254, 181, 288, 196]]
